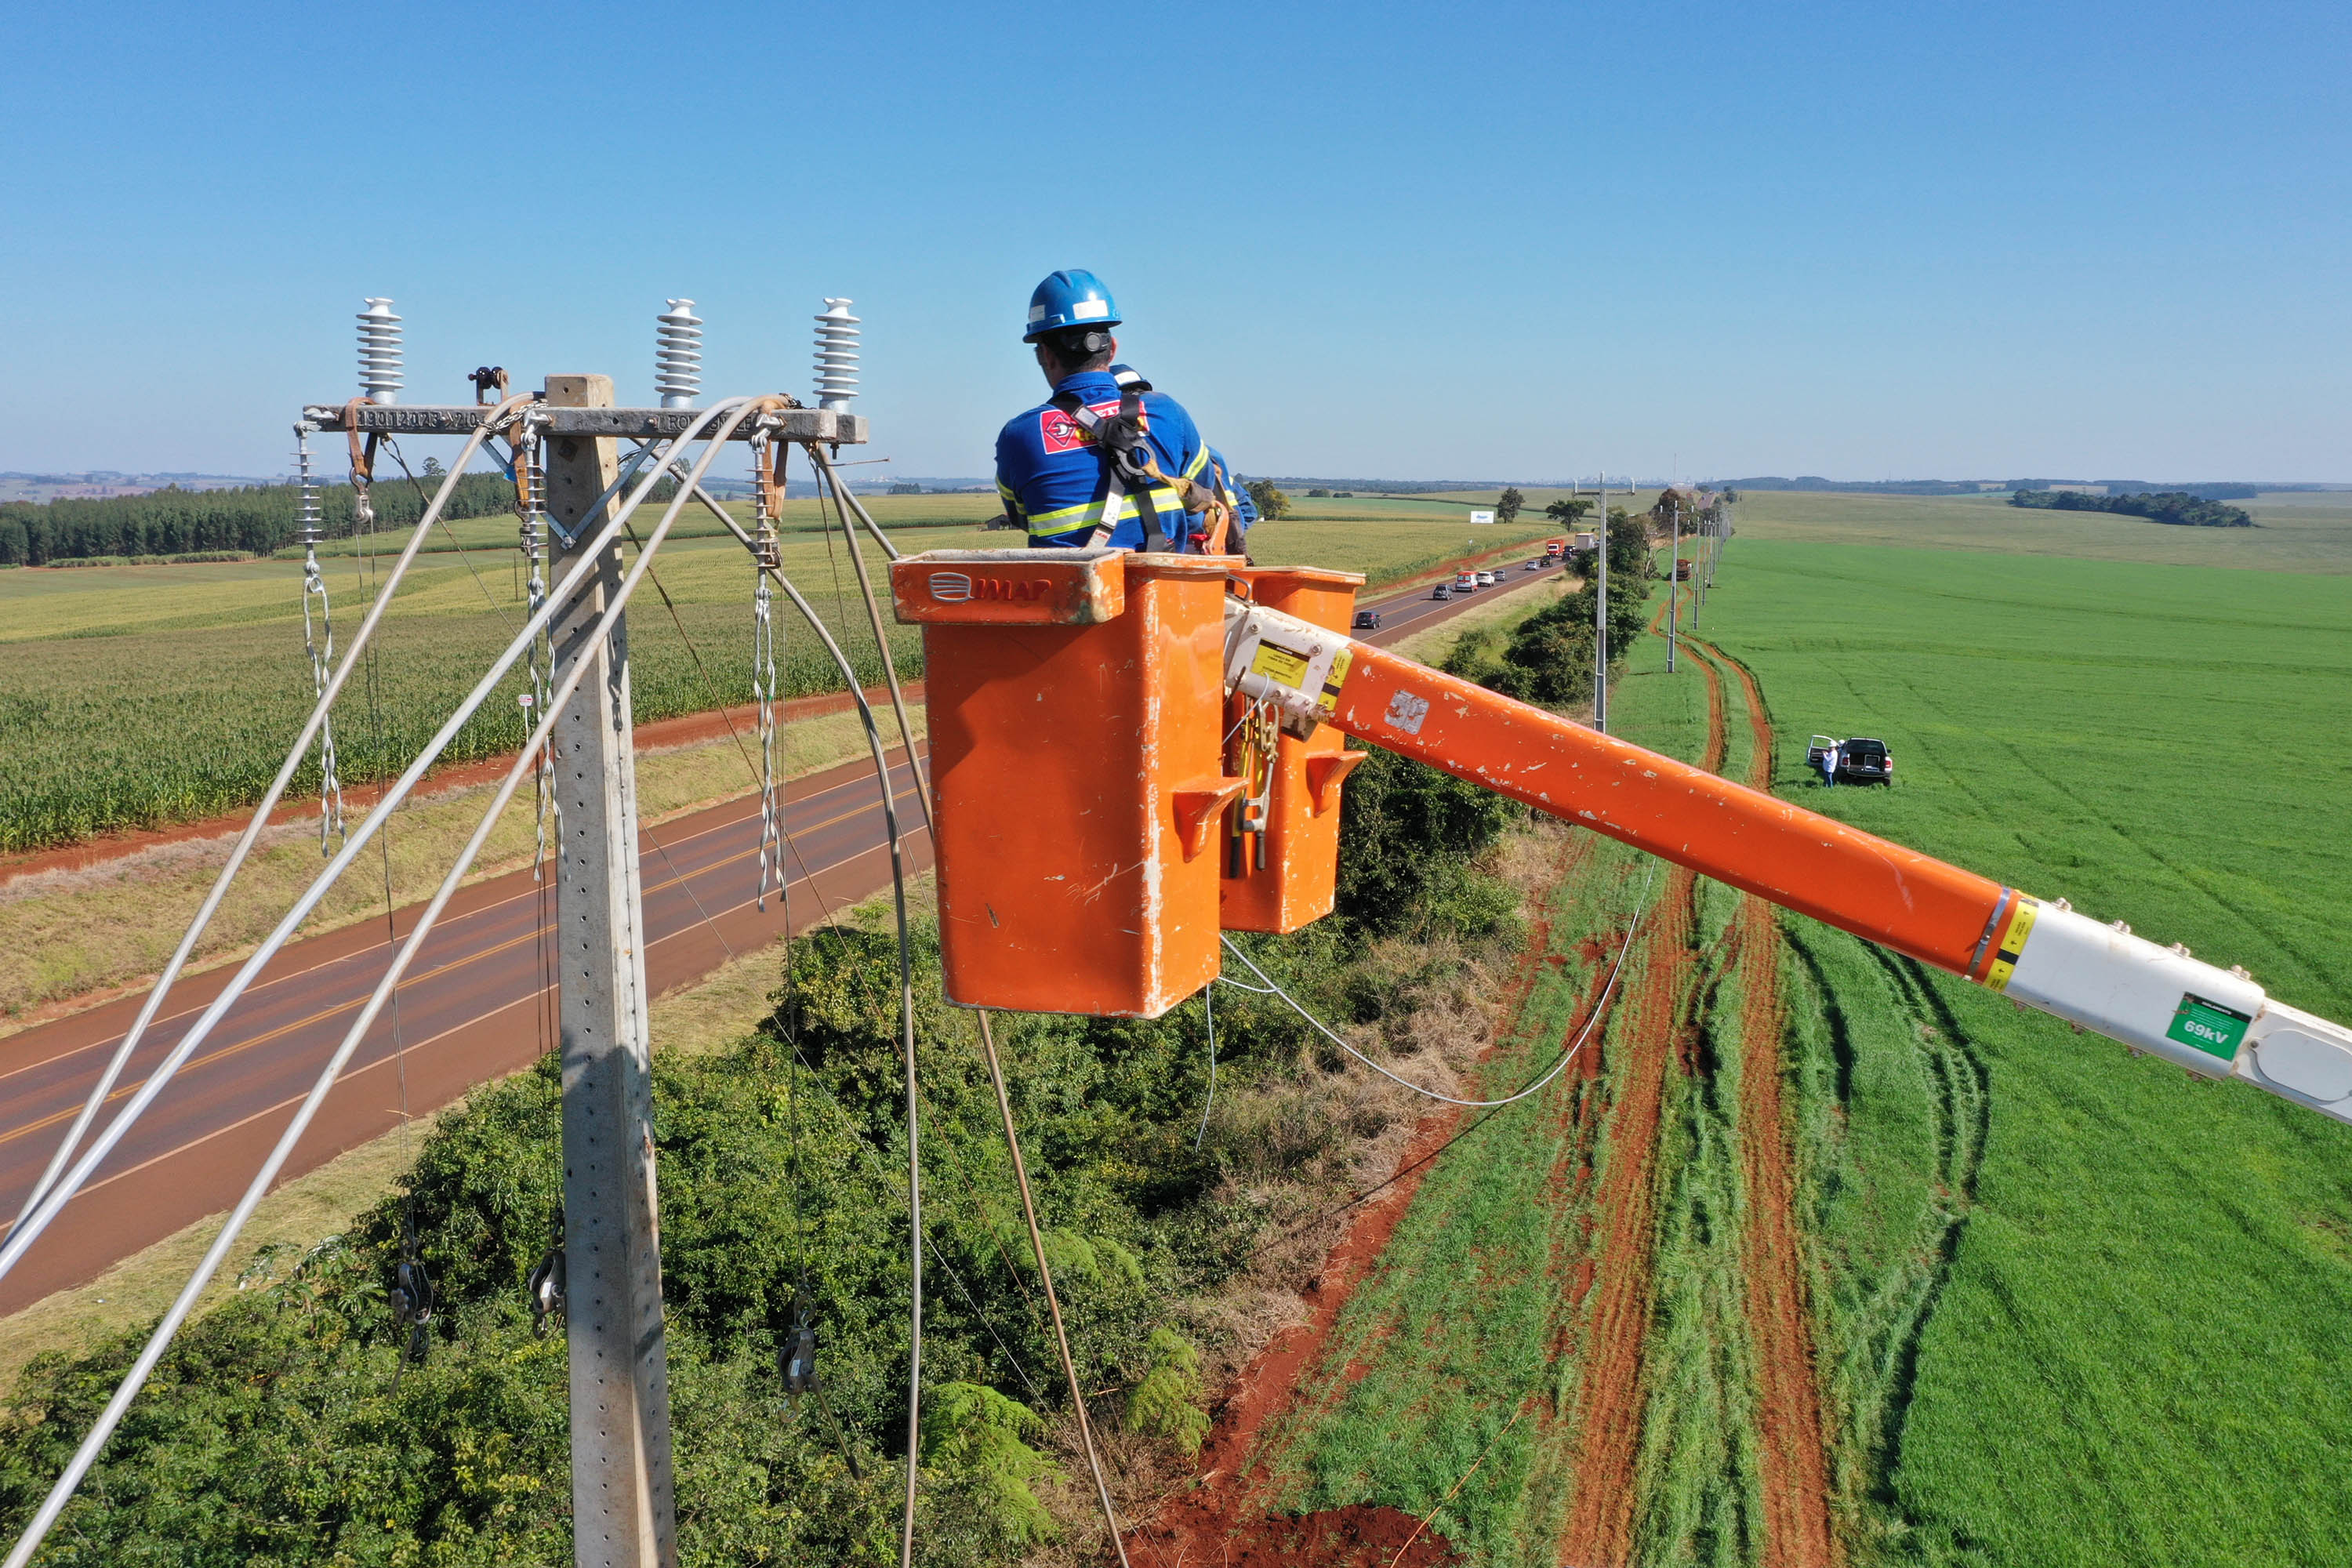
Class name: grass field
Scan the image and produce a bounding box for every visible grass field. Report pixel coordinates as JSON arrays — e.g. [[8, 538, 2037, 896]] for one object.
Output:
[[1726, 488, 2352, 573], [1716, 539, 2352, 1566], [0, 506, 1552, 853], [1217, 500, 2352, 1565]]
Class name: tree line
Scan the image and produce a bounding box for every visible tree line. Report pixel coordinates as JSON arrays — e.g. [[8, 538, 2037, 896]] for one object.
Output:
[[2009, 488, 2254, 528], [0, 474, 522, 564]]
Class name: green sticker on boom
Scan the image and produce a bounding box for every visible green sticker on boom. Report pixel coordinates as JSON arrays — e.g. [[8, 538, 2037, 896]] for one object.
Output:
[[2167, 994, 2252, 1061]]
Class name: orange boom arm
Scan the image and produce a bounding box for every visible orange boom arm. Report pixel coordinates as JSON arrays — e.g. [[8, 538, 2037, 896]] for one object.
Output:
[[1323, 637, 2010, 979], [1221, 595, 2352, 1127]]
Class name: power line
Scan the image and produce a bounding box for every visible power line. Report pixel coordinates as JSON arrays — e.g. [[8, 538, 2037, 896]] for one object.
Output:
[[0, 404, 536, 1283], [1217, 864, 1653, 1112], [1235, 863, 1656, 1265]]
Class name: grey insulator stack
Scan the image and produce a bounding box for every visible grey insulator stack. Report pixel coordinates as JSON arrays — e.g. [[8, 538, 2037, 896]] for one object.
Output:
[[655, 299, 703, 409], [814, 298, 859, 412], [358, 298, 403, 405]]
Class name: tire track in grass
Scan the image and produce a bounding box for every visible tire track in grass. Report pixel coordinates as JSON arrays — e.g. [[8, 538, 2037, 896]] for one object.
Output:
[[1556, 618, 1724, 1565], [1700, 636, 1842, 1567]]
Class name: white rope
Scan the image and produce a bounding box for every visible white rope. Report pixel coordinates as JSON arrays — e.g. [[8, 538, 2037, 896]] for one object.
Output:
[[5, 401, 530, 1243], [752, 437, 782, 909], [293, 423, 345, 852], [1217, 860, 1657, 1111], [0, 400, 771, 1568], [519, 427, 557, 880], [0, 399, 752, 1290]]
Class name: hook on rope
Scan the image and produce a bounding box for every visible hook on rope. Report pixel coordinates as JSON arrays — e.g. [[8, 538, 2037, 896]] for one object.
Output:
[[778, 1301, 864, 1479], [781, 1310, 818, 1396]]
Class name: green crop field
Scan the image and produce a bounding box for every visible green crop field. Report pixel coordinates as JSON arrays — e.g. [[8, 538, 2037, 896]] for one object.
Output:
[[1728, 487, 2352, 573], [1719, 539, 2352, 1565], [0, 508, 1549, 852], [1223, 506, 2352, 1565]]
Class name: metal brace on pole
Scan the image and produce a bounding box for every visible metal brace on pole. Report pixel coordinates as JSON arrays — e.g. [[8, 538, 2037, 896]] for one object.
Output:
[[544, 373, 677, 1568]]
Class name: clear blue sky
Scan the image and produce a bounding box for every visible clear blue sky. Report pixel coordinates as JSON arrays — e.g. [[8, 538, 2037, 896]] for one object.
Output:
[[2, 1, 2344, 483]]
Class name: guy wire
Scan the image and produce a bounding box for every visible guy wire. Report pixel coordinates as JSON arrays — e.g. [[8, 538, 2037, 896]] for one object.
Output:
[[612, 511, 843, 935], [353, 469, 412, 1154], [975, 1010, 1132, 1567]]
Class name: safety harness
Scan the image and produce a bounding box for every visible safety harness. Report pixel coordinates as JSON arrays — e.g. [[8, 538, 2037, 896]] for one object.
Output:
[[1047, 370, 1232, 552]]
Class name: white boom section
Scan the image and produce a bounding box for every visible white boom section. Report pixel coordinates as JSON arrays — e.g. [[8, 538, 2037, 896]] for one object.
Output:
[[1990, 900, 2352, 1126]]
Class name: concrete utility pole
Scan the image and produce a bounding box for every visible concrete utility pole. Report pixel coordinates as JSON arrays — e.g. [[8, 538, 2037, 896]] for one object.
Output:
[[1690, 501, 1704, 631], [1667, 496, 1680, 669], [544, 373, 677, 1568], [1593, 473, 1609, 732]]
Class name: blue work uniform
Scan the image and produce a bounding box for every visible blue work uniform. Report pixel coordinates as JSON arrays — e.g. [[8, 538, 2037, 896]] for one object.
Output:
[[995, 368, 1211, 550], [1210, 449, 1257, 540]]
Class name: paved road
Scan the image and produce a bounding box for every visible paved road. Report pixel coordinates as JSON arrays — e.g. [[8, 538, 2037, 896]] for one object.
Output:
[[0, 557, 1563, 1312]]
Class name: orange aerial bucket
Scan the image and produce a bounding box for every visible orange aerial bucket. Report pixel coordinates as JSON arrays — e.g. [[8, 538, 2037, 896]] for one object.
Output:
[[1219, 566, 1367, 933], [891, 549, 1245, 1018]]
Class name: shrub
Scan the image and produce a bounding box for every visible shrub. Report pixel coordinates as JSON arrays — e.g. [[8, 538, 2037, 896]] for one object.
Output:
[[1123, 1327, 1210, 1456]]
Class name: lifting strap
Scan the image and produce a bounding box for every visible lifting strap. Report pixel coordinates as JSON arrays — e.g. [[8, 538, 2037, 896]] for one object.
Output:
[[1050, 379, 1169, 550]]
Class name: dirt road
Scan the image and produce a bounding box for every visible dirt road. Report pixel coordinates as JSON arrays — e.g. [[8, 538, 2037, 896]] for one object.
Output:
[[1703, 637, 1841, 1568], [1556, 612, 1726, 1564]]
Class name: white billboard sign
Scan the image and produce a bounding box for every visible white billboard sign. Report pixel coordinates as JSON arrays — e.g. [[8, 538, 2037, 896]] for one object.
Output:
[[1468, 510, 1495, 525]]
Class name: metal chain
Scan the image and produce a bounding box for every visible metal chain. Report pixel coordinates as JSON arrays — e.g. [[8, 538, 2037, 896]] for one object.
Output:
[[517, 426, 559, 880], [294, 423, 345, 853], [752, 436, 782, 909]]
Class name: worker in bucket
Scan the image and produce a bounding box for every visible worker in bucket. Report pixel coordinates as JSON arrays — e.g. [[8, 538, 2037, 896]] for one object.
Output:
[[994, 269, 1218, 550], [1207, 448, 1257, 555], [1107, 359, 1254, 554]]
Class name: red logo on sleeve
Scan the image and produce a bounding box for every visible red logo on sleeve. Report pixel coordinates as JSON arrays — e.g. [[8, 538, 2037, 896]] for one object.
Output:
[[1040, 400, 1122, 454]]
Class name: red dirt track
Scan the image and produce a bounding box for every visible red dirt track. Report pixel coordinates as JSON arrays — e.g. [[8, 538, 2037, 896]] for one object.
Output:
[[1704, 637, 1842, 1568], [1556, 604, 1724, 1565], [1143, 1504, 1459, 1567], [1125, 833, 1592, 1568], [1126, 1091, 1472, 1568]]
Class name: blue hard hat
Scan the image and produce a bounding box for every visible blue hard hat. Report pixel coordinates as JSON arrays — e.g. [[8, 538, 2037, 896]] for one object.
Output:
[[1023, 269, 1120, 342]]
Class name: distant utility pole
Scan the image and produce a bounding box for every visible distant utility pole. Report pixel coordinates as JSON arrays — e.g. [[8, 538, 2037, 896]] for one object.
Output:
[[1593, 472, 1609, 733], [1667, 496, 1680, 670], [545, 373, 677, 1568], [1690, 502, 1704, 631]]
